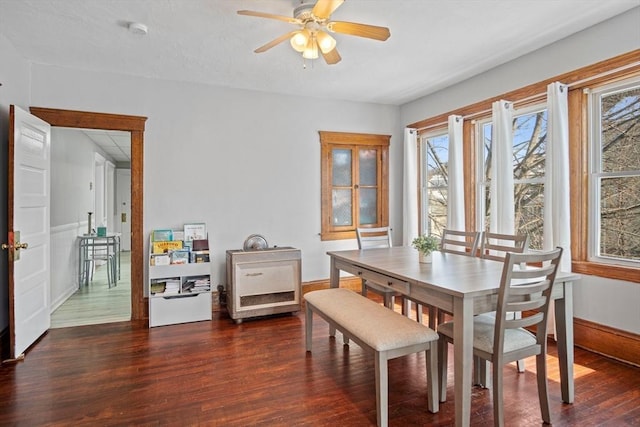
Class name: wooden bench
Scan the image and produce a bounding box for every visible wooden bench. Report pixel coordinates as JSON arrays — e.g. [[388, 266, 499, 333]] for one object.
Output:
[[304, 288, 439, 427]]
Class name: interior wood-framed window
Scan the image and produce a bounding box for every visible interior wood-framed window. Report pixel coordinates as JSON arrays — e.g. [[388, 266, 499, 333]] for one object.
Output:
[[320, 131, 389, 241]]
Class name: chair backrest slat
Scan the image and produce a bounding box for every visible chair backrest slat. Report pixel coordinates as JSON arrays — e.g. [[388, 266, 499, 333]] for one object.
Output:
[[356, 227, 392, 250], [440, 229, 480, 257], [481, 231, 529, 261]]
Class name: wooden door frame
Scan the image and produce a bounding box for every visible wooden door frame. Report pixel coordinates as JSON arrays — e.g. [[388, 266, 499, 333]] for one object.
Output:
[[30, 107, 147, 321]]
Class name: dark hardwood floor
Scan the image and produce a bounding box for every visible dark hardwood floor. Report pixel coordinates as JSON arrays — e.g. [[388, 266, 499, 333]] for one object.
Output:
[[1, 303, 639, 426]]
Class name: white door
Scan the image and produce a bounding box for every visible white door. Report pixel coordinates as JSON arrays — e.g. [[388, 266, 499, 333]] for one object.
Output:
[[5, 105, 51, 360], [116, 169, 131, 251]]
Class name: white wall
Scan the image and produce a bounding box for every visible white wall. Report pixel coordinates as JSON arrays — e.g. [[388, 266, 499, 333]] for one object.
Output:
[[401, 7, 640, 125], [29, 64, 403, 288], [399, 8, 640, 335], [0, 33, 32, 330]]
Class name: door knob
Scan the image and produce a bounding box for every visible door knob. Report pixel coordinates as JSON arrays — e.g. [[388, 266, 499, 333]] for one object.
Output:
[[2, 242, 28, 250]]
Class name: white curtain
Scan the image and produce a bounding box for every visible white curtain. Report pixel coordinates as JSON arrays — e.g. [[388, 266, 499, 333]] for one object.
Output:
[[490, 100, 515, 235], [447, 115, 465, 231], [544, 82, 572, 272], [544, 82, 572, 338], [403, 128, 419, 246]]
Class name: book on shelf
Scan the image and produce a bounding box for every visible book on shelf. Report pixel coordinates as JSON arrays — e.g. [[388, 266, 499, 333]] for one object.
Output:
[[184, 223, 207, 241], [170, 249, 190, 265], [190, 250, 210, 263], [152, 229, 173, 242], [150, 278, 180, 295], [182, 276, 210, 293], [172, 231, 185, 241], [152, 240, 183, 254], [192, 239, 209, 251], [150, 254, 170, 266]]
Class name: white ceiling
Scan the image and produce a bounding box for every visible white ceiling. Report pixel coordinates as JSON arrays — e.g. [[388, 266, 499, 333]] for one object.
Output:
[[0, 0, 638, 106], [81, 129, 131, 163]]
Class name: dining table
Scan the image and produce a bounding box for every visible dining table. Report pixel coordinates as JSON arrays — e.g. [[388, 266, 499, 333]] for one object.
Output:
[[327, 246, 580, 427]]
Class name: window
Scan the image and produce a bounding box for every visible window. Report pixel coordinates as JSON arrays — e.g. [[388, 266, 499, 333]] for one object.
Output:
[[476, 106, 547, 249], [589, 78, 640, 265], [320, 131, 389, 240], [420, 131, 449, 237]]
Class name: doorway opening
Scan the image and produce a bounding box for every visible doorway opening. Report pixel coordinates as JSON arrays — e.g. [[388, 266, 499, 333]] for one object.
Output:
[[30, 107, 147, 322], [49, 128, 132, 327]]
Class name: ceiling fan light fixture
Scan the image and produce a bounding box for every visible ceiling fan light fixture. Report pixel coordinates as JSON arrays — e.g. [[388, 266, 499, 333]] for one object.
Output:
[[290, 30, 309, 52], [302, 35, 319, 59], [316, 30, 336, 54]]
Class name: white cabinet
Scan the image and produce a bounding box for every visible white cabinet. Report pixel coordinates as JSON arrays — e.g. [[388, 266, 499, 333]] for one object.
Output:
[[148, 232, 212, 327], [226, 247, 301, 324]]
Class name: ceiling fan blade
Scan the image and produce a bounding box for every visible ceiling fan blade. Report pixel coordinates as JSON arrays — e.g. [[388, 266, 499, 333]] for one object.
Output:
[[312, 0, 345, 20], [237, 10, 300, 24], [321, 47, 342, 65], [328, 21, 390, 41], [254, 31, 297, 53]]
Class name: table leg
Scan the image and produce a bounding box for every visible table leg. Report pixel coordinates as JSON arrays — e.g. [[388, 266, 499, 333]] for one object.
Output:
[[555, 281, 574, 403], [78, 241, 83, 287], [329, 257, 339, 336], [453, 297, 474, 427]]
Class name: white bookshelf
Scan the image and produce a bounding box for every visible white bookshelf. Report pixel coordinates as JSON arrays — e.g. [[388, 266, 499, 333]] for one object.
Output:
[[148, 230, 212, 327]]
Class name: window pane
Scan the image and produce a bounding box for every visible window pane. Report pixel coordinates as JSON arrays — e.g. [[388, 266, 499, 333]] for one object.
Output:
[[482, 123, 492, 183], [427, 188, 447, 236], [423, 133, 449, 235], [514, 183, 544, 250], [332, 149, 352, 186], [601, 86, 640, 173], [359, 149, 377, 186], [426, 134, 449, 187], [480, 110, 546, 242], [359, 188, 377, 225], [332, 189, 352, 226], [514, 111, 546, 180], [600, 176, 640, 261]]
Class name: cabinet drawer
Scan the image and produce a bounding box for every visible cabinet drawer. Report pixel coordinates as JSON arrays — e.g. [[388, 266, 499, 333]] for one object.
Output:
[[358, 268, 409, 294], [149, 292, 212, 327]]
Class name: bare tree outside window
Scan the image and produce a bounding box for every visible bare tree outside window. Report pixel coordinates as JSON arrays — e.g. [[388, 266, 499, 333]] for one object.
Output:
[[479, 109, 547, 249], [422, 133, 449, 237], [597, 84, 640, 262]]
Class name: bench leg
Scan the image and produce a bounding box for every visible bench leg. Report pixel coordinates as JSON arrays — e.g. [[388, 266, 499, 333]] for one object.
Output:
[[305, 303, 313, 352], [375, 352, 388, 427]]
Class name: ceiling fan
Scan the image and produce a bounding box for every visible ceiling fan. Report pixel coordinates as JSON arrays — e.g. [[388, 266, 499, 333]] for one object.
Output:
[[237, 0, 390, 65]]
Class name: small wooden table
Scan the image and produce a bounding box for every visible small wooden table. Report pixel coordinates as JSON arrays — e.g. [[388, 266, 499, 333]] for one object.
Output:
[[327, 246, 580, 427]]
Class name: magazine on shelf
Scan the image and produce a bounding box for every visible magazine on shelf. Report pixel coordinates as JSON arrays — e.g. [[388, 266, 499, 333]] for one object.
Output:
[[184, 223, 207, 241], [152, 229, 173, 241]]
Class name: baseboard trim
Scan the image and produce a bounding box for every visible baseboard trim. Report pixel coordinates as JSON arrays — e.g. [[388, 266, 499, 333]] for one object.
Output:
[[574, 317, 640, 367], [302, 277, 362, 294]]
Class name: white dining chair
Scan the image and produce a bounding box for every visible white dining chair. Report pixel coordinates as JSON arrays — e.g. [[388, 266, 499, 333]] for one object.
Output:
[[437, 247, 563, 427], [356, 227, 423, 322]]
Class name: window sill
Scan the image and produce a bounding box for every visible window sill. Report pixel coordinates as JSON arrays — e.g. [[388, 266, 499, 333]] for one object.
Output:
[[320, 230, 357, 241], [572, 261, 640, 284]]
